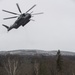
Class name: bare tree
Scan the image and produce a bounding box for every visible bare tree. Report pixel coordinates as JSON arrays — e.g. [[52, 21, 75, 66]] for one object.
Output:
[[1, 54, 22, 75], [32, 55, 40, 75], [33, 60, 39, 75]]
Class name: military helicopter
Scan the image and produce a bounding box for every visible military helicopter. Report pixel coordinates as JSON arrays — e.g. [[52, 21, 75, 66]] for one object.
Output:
[[2, 3, 43, 31]]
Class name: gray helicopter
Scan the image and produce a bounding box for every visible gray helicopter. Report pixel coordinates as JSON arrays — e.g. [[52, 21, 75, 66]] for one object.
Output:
[[2, 3, 43, 31]]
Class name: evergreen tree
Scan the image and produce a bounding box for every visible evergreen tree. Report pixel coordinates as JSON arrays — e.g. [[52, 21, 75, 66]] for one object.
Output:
[[56, 50, 63, 72]]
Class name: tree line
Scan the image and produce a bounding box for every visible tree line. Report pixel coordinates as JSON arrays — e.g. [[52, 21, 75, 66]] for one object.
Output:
[[0, 50, 75, 75]]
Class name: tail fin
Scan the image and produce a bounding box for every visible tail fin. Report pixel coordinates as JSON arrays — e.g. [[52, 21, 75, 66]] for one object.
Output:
[[2, 24, 9, 30]]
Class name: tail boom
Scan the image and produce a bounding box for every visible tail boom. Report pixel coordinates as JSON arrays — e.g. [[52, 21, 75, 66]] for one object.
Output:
[[2, 24, 9, 31]]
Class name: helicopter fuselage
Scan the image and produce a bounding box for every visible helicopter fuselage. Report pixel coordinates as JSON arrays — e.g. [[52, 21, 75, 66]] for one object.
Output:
[[8, 13, 31, 31]]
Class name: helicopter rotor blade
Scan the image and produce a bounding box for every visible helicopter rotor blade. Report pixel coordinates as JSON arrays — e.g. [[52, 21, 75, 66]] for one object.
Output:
[[2, 10, 19, 15], [16, 3, 22, 13], [26, 4, 36, 13], [32, 12, 44, 15], [3, 16, 18, 20]]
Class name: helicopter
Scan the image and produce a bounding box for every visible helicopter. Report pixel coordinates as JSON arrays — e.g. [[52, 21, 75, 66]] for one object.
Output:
[[2, 3, 43, 31]]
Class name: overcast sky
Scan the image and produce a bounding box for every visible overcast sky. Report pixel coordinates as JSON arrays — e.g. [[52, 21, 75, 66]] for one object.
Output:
[[0, 0, 75, 52]]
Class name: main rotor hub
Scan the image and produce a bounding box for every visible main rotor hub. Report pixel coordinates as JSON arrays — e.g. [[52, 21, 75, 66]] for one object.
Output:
[[22, 13, 26, 16]]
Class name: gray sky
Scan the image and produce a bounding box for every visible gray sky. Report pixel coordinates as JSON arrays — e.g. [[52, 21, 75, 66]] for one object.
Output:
[[0, 0, 75, 52]]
